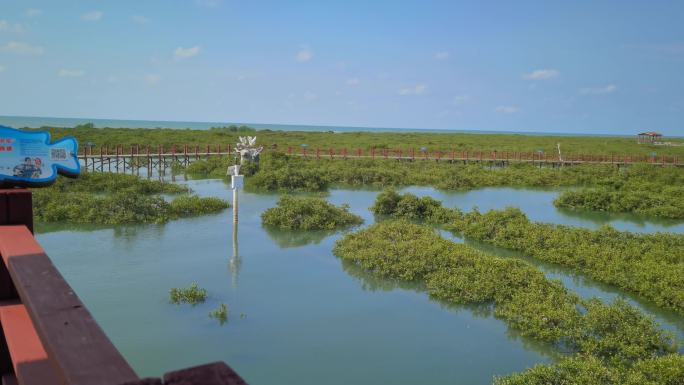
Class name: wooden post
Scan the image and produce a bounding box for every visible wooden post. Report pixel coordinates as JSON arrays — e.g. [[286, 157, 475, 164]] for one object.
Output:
[[106, 145, 111, 172], [159, 145, 165, 178]]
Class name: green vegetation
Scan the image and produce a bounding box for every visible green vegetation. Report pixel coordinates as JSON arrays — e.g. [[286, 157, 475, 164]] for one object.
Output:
[[333, 221, 676, 377], [187, 152, 683, 219], [209, 303, 229, 324], [168, 196, 229, 216], [183, 153, 682, 204], [185, 156, 234, 178], [261, 195, 363, 230], [240, 153, 619, 191], [553, 165, 684, 219], [495, 354, 684, 385], [370, 189, 684, 315], [47, 172, 189, 194], [37, 124, 684, 157], [33, 173, 228, 225], [169, 283, 208, 305], [370, 188, 458, 223], [449, 208, 684, 315]]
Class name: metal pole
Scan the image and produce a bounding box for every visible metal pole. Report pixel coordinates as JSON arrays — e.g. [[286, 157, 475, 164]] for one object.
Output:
[[232, 188, 238, 224]]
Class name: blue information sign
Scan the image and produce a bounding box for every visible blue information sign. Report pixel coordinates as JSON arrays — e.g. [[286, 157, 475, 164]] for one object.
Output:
[[0, 125, 80, 187]]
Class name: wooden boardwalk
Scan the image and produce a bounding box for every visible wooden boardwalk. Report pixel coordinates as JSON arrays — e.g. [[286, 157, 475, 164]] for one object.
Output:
[[78, 144, 683, 175]]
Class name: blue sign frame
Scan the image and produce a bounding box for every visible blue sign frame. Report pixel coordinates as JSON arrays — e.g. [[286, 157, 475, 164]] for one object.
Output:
[[0, 125, 80, 187]]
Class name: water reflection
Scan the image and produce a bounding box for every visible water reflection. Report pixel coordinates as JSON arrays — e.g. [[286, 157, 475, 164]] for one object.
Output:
[[339, 258, 563, 362], [262, 226, 338, 248], [457, 236, 684, 351], [229, 220, 241, 289], [35, 222, 166, 242], [555, 207, 683, 230]]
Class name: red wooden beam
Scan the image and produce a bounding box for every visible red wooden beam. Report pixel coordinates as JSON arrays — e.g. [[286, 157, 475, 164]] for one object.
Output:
[[0, 303, 59, 385]]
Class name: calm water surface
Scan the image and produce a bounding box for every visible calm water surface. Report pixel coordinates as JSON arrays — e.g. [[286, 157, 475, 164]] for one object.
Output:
[[35, 181, 684, 385]]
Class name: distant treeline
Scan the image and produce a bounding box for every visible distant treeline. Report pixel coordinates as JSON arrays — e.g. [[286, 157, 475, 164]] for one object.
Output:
[[34, 123, 684, 157]]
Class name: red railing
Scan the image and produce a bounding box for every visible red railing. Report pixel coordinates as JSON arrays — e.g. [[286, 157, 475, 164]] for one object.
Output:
[[78, 145, 683, 166]]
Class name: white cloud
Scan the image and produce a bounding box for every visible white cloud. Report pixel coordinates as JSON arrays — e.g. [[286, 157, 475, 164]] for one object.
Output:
[[1, 41, 44, 55], [145, 74, 161, 85], [131, 15, 150, 25], [26, 9, 42, 17], [522, 69, 559, 80], [81, 11, 103, 22], [434, 51, 450, 60], [0, 20, 25, 33], [452, 95, 470, 105], [296, 47, 313, 62], [58, 69, 85, 78], [303, 91, 318, 101], [399, 84, 427, 96], [174, 46, 201, 59], [0, 65, 5, 72], [346, 78, 360, 86], [495, 105, 519, 114], [580, 84, 617, 95]]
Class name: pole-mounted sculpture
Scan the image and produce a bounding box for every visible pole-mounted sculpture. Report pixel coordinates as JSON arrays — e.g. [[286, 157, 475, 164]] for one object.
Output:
[[235, 136, 264, 165]]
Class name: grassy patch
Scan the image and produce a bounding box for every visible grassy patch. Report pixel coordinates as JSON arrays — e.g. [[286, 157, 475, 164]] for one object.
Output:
[[33, 173, 229, 225], [261, 195, 363, 230], [169, 283, 208, 305], [209, 303, 229, 324]]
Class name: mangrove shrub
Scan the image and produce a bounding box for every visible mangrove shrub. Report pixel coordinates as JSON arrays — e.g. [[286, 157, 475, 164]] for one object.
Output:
[[334, 221, 678, 380], [261, 195, 363, 230]]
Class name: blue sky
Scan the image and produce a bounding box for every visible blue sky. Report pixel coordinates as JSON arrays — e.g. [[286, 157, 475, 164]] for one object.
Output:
[[1, 1, 683, 134]]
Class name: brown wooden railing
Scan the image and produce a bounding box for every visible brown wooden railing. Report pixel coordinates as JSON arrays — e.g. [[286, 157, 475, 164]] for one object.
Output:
[[78, 145, 683, 167], [0, 189, 248, 385]]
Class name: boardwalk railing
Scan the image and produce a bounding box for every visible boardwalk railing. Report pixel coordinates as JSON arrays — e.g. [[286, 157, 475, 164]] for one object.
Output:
[[78, 145, 682, 174], [0, 189, 249, 385], [283, 147, 682, 166]]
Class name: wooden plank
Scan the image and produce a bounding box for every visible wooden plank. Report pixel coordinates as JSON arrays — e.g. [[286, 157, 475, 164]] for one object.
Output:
[[0, 226, 139, 385], [0, 303, 59, 385], [163, 362, 248, 385]]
